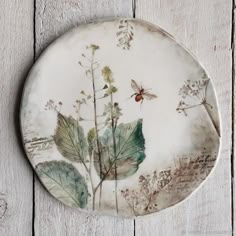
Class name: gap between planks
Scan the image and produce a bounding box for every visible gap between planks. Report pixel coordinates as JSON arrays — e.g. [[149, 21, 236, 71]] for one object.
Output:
[[232, 0, 235, 235], [132, 1, 136, 236], [32, 0, 36, 235]]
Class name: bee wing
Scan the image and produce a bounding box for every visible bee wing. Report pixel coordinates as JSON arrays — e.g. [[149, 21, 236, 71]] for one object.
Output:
[[131, 79, 140, 93], [142, 92, 158, 100]]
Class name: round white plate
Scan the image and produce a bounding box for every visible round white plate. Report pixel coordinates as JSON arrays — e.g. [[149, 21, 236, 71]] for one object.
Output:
[[20, 18, 221, 218]]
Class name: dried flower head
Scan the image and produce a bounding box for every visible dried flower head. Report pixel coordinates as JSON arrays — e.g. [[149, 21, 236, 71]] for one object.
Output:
[[87, 128, 96, 145], [45, 99, 58, 112], [106, 85, 118, 95], [102, 66, 114, 84], [116, 19, 134, 50], [176, 76, 213, 118], [88, 44, 100, 55], [104, 102, 122, 121]]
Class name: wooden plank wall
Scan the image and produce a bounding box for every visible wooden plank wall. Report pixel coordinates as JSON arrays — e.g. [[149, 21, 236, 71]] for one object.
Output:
[[34, 1, 134, 236], [0, 0, 34, 235], [0, 0, 234, 235], [135, 1, 233, 235]]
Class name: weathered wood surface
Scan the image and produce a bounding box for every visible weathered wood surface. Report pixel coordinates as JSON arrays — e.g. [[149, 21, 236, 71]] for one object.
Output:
[[0, 0, 234, 235], [136, 0, 233, 235], [34, 1, 134, 236], [0, 0, 34, 235], [35, 0, 134, 56]]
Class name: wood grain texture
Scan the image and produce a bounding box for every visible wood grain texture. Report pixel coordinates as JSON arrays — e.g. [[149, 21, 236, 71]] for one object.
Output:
[[0, 0, 34, 235], [35, 0, 133, 56], [135, 0, 233, 235], [34, 1, 134, 235]]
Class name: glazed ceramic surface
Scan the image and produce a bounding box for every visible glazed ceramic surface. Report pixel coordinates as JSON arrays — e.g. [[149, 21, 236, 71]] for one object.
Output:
[[20, 18, 221, 217]]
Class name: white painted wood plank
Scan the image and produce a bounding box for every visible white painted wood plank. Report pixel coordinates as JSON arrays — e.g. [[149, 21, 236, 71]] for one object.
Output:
[[135, 0, 232, 235], [34, 1, 134, 235], [0, 0, 34, 235], [35, 0, 134, 56]]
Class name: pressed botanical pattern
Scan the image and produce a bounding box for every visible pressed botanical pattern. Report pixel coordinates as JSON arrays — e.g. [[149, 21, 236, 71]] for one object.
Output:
[[21, 19, 220, 217]]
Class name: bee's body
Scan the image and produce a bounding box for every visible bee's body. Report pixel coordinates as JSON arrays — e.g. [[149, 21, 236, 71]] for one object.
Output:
[[130, 80, 157, 103], [135, 94, 143, 102]]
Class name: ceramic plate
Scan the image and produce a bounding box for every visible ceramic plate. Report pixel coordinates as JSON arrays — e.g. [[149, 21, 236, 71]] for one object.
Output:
[[20, 18, 221, 218]]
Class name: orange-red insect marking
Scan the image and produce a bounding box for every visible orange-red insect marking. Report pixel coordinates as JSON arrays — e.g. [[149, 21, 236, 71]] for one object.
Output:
[[131, 80, 157, 103]]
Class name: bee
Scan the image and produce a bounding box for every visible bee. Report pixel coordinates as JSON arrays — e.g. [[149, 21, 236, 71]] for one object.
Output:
[[130, 79, 157, 103]]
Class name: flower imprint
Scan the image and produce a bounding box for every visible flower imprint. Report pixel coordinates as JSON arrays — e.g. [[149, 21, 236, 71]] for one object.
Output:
[[116, 19, 134, 50], [176, 75, 220, 137]]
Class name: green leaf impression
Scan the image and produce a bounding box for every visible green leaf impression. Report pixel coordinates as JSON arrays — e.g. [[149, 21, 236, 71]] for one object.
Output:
[[54, 113, 88, 162], [94, 119, 145, 180], [36, 161, 88, 208]]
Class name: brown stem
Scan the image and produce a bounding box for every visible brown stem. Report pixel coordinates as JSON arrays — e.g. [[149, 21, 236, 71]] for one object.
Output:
[[110, 92, 118, 214], [94, 156, 117, 193], [94, 125, 138, 193], [144, 195, 152, 212], [93, 108, 121, 207], [203, 103, 221, 137], [90, 53, 103, 209], [89, 153, 96, 210], [125, 197, 137, 217]]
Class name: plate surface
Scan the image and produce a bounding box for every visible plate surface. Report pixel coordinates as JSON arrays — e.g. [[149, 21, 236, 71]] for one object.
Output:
[[20, 18, 220, 217]]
